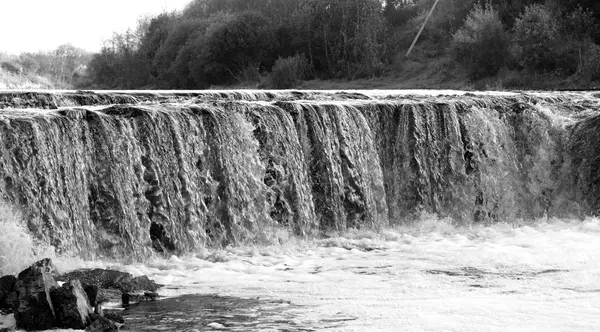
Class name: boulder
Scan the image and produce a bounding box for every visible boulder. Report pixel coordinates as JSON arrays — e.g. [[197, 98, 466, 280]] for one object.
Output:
[[84, 284, 99, 307], [97, 288, 122, 304], [0, 293, 16, 314], [0, 276, 16, 312], [85, 316, 119, 332], [14, 258, 58, 330], [58, 268, 161, 307], [50, 280, 93, 329], [58, 269, 161, 292], [58, 269, 133, 290], [121, 291, 158, 307], [103, 311, 124, 324], [124, 275, 160, 292]]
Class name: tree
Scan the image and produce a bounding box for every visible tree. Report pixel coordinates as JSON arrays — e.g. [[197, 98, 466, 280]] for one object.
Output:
[[451, 2, 509, 79], [512, 4, 559, 72], [190, 11, 275, 84]]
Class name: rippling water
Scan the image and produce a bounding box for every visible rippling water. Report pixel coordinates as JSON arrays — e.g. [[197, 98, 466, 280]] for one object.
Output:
[[29, 216, 595, 331]]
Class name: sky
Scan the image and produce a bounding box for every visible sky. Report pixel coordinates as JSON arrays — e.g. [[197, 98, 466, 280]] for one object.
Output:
[[0, 0, 191, 54]]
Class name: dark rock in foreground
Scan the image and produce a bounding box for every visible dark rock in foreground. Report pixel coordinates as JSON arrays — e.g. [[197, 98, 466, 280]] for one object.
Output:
[[85, 284, 100, 307], [1, 259, 157, 330], [122, 291, 159, 307], [103, 311, 124, 324], [50, 280, 93, 329], [14, 258, 57, 330], [58, 269, 161, 293], [0, 276, 16, 313], [85, 316, 119, 332]]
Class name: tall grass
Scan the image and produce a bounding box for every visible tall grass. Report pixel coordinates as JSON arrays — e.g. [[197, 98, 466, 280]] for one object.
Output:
[[0, 67, 65, 90]]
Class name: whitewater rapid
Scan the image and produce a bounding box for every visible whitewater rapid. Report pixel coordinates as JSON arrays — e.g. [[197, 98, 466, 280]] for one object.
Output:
[[31, 216, 596, 331]]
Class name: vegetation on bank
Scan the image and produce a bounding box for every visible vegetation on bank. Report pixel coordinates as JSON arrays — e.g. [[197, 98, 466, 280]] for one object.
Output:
[[3, 0, 600, 90], [0, 45, 91, 89]]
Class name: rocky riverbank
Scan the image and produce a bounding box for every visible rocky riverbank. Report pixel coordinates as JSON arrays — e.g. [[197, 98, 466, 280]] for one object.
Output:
[[0, 258, 160, 331]]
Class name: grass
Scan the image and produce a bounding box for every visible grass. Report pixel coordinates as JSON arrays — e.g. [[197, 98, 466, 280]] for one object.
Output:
[[0, 68, 67, 90]]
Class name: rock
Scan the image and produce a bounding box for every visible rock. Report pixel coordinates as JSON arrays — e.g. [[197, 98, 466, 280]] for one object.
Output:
[[103, 311, 124, 324], [85, 316, 119, 332], [89, 312, 101, 323], [50, 280, 93, 329], [125, 275, 160, 292], [58, 269, 133, 290], [58, 269, 161, 292], [94, 303, 103, 315], [0, 276, 16, 312], [0, 293, 16, 314], [14, 258, 58, 330], [97, 288, 122, 304], [121, 291, 159, 306], [84, 284, 99, 307]]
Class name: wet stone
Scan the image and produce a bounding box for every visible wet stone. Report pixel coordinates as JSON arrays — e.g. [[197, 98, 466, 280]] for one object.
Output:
[[104, 311, 124, 324], [58, 269, 161, 293], [58, 269, 133, 290], [85, 316, 119, 332], [85, 284, 100, 307], [122, 291, 159, 306], [50, 279, 93, 329], [97, 288, 122, 304], [14, 258, 58, 330], [0, 276, 16, 312]]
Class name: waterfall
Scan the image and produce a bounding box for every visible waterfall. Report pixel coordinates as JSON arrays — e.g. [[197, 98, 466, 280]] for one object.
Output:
[[0, 90, 596, 258]]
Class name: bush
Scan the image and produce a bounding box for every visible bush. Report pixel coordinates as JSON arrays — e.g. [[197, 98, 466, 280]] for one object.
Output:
[[0, 61, 22, 74], [512, 4, 559, 72], [268, 54, 309, 89], [580, 42, 600, 81], [562, 5, 599, 41], [451, 2, 509, 79]]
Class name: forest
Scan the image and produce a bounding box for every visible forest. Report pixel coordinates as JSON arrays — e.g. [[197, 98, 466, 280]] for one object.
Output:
[[3, 0, 600, 90]]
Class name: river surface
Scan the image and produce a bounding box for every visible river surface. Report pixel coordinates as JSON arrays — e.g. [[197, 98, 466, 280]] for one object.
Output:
[[19, 216, 595, 331]]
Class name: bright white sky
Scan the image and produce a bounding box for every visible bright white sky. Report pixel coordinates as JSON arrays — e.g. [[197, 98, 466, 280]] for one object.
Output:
[[0, 0, 191, 54]]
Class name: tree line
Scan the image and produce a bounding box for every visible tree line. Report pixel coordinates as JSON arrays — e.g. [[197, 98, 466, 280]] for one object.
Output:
[[81, 0, 600, 89], [1, 45, 91, 88]]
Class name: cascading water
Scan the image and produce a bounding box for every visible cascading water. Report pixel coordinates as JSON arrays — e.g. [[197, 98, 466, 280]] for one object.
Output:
[[3, 90, 600, 331], [0, 90, 597, 260]]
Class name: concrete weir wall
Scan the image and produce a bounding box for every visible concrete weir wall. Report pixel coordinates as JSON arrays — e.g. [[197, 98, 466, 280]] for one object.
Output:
[[0, 90, 598, 258]]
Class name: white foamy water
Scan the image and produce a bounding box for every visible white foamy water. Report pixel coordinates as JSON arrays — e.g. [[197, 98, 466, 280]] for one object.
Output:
[[38, 216, 600, 332]]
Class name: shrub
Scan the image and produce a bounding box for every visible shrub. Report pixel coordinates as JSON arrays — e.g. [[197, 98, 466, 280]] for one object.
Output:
[[512, 4, 559, 72], [580, 42, 600, 81], [451, 2, 509, 79], [562, 5, 599, 41], [0, 61, 22, 74], [268, 54, 309, 89]]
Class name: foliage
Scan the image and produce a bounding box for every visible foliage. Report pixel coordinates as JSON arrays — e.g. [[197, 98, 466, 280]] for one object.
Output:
[[73, 0, 600, 89], [580, 42, 600, 81], [199, 11, 275, 83], [451, 2, 509, 79], [512, 4, 559, 72], [298, 0, 388, 77], [268, 54, 310, 89], [561, 5, 599, 42], [0, 44, 91, 88]]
